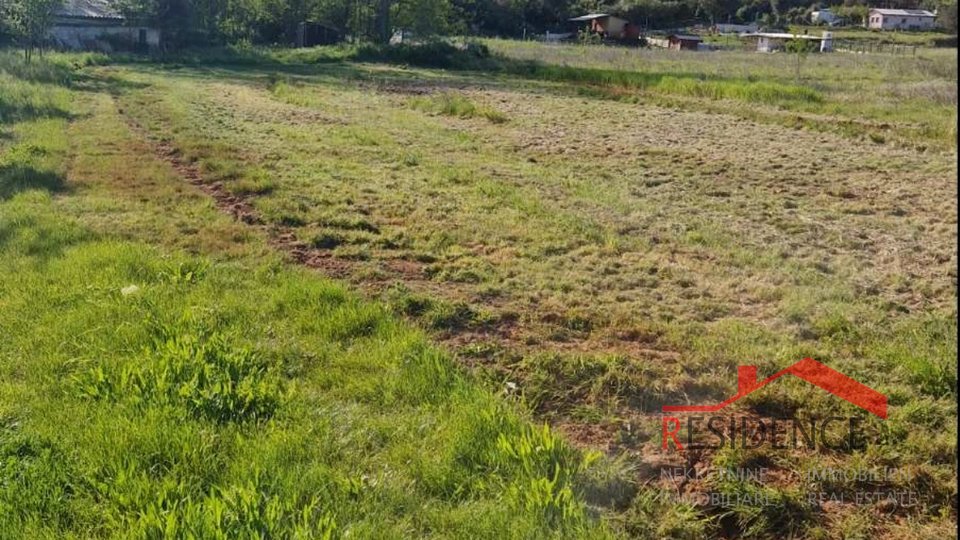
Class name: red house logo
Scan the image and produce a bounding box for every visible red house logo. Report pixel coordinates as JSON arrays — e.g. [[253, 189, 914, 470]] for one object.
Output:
[[663, 358, 887, 419]]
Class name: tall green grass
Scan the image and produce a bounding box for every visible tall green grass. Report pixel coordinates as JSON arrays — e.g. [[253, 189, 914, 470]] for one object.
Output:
[[0, 210, 609, 535], [505, 64, 823, 105], [0, 73, 71, 123], [410, 92, 509, 123]]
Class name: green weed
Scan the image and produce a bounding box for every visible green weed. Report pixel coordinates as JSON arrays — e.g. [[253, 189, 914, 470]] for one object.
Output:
[[77, 318, 283, 423], [411, 93, 509, 123]]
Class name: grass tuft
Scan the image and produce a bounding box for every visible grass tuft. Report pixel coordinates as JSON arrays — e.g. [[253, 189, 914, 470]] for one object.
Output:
[[76, 317, 283, 423], [411, 93, 509, 123]]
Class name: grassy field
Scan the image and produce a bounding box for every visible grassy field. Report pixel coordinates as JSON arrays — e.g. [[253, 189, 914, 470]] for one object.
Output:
[[0, 53, 612, 538], [1, 40, 956, 538]]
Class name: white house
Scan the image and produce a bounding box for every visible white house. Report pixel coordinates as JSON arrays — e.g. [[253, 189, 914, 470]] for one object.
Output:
[[811, 9, 842, 26], [867, 9, 937, 30], [51, 0, 160, 51]]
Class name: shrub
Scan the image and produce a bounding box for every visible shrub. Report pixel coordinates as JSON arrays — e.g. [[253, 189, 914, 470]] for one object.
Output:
[[355, 40, 491, 69]]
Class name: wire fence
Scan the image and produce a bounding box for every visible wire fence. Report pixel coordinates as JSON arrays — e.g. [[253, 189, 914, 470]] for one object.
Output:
[[832, 39, 918, 55]]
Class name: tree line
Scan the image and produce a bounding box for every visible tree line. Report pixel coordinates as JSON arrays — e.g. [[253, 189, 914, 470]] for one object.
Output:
[[0, 0, 956, 50]]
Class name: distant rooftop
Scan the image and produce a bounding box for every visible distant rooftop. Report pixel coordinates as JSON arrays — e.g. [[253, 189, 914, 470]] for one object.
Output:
[[743, 32, 826, 40], [869, 8, 935, 17], [55, 0, 124, 20], [568, 13, 612, 22]]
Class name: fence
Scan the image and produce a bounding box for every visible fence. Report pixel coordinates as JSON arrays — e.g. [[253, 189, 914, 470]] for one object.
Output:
[[833, 39, 917, 55]]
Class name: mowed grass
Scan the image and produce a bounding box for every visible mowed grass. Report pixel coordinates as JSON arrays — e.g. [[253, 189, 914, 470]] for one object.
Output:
[[486, 39, 958, 150], [0, 52, 613, 538], [1, 45, 957, 538], [145, 40, 957, 149], [86, 45, 958, 538]]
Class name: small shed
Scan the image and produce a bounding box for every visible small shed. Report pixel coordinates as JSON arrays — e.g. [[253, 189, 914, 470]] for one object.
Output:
[[811, 9, 842, 26], [569, 14, 641, 41], [667, 34, 702, 51], [743, 32, 832, 53], [51, 0, 159, 51]]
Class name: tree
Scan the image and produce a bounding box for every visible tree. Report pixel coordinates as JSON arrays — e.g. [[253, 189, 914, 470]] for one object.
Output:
[[616, 0, 693, 29], [0, 0, 15, 43], [392, 0, 456, 36], [936, 0, 957, 32], [785, 37, 815, 81], [374, 0, 390, 42], [219, 0, 266, 43], [116, 0, 194, 48], [833, 5, 868, 26], [9, 0, 62, 61]]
